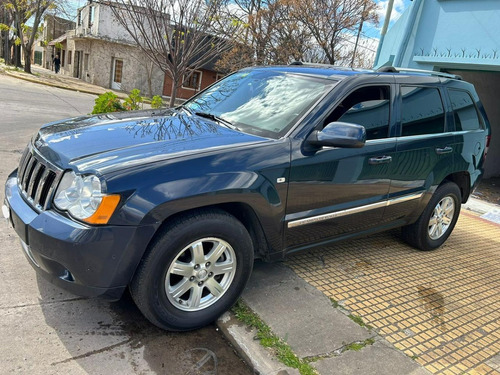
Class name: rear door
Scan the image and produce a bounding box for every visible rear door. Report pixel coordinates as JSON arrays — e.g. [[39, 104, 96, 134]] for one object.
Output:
[[285, 81, 398, 250], [384, 82, 455, 223]]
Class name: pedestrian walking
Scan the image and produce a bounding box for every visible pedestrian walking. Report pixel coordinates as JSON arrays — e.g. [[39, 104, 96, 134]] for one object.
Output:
[[53, 55, 61, 74]]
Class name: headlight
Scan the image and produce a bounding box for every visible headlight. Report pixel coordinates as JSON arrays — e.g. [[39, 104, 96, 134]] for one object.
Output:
[[54, 171, 120, 224]]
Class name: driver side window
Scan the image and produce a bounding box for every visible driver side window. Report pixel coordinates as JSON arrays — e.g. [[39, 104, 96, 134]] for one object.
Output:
[[324, 86, 391, 140]]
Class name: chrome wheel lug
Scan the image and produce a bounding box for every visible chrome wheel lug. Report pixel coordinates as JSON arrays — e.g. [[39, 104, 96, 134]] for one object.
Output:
[[189, 276, 195, 281], [208, 272, 213, 277], [194, 264, 200, 270], [206, 262, 211, 267], [198, 281, 203, 286]]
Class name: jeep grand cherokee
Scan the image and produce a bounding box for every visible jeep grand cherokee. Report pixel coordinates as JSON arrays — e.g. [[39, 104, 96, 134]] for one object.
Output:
[[3, 65, 491, 330]]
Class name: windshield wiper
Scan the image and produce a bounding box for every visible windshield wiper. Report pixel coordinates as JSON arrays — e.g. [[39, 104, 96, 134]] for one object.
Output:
[[180, 106, 193, 115], [194, 112, 238, 131]]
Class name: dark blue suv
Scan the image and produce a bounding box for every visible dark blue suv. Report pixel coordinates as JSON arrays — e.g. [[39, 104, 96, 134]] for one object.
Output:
[[3, 65, 491, 330]]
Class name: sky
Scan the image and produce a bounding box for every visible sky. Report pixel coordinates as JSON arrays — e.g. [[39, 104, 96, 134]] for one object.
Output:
[[362, 0, 412, 40], [63, 0, 413, 36], [57, 0, 412, 59]]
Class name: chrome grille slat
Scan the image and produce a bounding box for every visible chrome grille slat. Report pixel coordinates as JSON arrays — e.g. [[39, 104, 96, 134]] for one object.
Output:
[[18, 148, 30, 181], [19, 152, 32, 185], [17, 146, 62, 212], [22, 157, 36, 191], [27, 163, 43, 198], [42, 173, 58, 210], [33, 168, 51, 206]]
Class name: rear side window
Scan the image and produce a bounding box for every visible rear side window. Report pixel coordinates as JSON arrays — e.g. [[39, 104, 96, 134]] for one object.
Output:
[[401, 86, 445, 136], [448, 89, 482, 131]]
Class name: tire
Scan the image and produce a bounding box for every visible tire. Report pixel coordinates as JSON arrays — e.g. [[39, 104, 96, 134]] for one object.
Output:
[[130, 208, 254, 331], [402, 182, 461, 251]]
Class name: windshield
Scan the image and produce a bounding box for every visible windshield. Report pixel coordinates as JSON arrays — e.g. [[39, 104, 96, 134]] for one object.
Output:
[[184, 70, 335, 138]]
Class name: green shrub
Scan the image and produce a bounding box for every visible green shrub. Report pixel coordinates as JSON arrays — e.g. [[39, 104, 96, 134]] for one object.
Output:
[[151, 95, 164, 109], [92, 92, 125, 114], [123, 89, 143, 111]]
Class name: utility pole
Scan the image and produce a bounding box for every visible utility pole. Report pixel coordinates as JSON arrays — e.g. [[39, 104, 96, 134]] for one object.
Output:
[[351, 2, 367, 67], [373, 0, 394, 67]]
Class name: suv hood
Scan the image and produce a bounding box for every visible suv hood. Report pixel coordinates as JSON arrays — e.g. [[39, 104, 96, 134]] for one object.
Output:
[[33, 109, 268, 174]]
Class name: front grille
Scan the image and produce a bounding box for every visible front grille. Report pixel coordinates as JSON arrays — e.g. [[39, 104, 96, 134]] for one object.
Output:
[[18, 146, 61, 211]]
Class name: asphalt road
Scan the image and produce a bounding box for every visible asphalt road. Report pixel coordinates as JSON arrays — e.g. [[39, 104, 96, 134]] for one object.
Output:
[[0, 74, 253, 375]]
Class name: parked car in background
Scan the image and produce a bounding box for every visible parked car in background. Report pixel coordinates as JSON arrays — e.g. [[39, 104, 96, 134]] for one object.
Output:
[[3, 64, 491, 330]]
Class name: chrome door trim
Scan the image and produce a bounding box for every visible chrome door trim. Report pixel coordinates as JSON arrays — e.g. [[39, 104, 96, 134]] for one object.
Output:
[[287, 192, 423, 228]]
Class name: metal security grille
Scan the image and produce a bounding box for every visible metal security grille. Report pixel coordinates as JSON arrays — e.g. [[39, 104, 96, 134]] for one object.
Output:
[[17, 147, 61, 211]]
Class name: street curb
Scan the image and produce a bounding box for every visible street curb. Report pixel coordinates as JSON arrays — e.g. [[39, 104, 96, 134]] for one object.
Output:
[[3, 70, 106, 97], [2, 70, 132, 100], [216, 311, 300, 375]]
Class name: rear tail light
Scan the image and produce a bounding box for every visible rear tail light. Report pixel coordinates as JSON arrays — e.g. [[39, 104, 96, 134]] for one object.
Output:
[[485, 135, 491, 159]]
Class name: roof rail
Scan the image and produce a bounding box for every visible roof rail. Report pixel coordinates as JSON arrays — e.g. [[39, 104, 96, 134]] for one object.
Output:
[[377, 66, 462, 80], [289, 61, 357, 71]]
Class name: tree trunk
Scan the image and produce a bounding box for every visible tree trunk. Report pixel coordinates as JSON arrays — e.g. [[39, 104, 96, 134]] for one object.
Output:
[[1, 32, 9, 64], [23, 44, 32, 74], [14, 44, 22, 68], [169, 78, 178, 108], [147, 61, 153, 98]]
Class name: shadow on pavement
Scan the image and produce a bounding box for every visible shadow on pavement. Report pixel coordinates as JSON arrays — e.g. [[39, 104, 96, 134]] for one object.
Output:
[[36, 274, 252, 374]]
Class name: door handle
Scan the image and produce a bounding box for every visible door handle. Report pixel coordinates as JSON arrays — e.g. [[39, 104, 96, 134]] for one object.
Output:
[[368, 156, 392, 165], [435, 146, 453, 155]]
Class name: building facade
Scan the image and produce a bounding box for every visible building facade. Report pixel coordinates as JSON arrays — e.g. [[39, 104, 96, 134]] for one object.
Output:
[[374, 0, 500, 178], [37, 15, 75, 70], [51, 1, 164, 97]]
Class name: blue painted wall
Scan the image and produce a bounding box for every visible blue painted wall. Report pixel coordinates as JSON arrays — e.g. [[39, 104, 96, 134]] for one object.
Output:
[[374, 0, 500, 177], [375, 0, 500, 72]]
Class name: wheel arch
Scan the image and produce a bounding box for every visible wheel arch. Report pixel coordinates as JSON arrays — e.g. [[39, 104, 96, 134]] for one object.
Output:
[[141, 203, 272, 268], [441, 171, 471, 203]]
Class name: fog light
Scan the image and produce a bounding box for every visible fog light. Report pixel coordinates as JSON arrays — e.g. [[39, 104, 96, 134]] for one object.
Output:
[[2, 204, 9, 219]]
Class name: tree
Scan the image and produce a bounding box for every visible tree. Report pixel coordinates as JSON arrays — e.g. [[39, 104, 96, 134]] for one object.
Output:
[[288, 0, 378, 65], [107, 0, 238, 108], [219, 0, 378, 72], [5, 0, 53, 72], [0, 0, 14, 63], [2, 0, 76, 72], [217, 0, 314, 72]]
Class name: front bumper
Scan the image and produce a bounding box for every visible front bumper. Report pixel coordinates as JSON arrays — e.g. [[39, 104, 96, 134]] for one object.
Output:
[[4, 171, 154, 300]]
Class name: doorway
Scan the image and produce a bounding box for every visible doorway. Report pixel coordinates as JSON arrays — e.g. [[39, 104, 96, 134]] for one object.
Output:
[[111, 58, 123, 90], [74, 51, 82, 78]]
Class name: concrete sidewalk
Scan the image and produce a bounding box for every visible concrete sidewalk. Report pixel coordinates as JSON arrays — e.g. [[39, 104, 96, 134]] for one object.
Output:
[[1, 63, 129, 98], [217, 199, 500, 375], [218, 262, 431, 375]]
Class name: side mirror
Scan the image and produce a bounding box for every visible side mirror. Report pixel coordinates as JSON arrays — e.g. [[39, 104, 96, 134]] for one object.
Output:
[[306, 122, 366, 148]]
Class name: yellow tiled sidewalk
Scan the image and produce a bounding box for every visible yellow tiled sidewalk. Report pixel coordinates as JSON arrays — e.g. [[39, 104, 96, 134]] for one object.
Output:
[[287, 211, 500, 375]]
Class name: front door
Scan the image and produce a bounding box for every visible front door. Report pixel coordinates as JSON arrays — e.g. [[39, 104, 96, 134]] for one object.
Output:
[[73, 51, 81, 78], [285, 84, 397, 250], [111, 58, 123, 90]]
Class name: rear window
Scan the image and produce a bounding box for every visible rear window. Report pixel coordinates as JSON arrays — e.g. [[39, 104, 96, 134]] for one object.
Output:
[[401, 86, 445, 136], [448, 89, 482, 131]]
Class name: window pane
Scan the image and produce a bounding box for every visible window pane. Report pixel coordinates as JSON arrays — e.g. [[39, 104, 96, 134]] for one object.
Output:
[[185, 70, 334, 138], [330, 86, 390, 140], [401, 86, 445, 136], [183, 71, 201, 89], [448, 89, 481, 131]]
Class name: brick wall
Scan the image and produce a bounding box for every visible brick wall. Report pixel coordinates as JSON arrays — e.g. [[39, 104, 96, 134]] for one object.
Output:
[[163, 68, 219, 100]]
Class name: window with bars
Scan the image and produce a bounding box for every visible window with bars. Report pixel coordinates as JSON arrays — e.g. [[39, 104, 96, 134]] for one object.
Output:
[[182, 70, 202, 90]]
